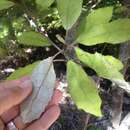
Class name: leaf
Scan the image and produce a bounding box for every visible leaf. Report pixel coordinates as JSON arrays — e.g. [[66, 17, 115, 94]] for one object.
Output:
[[17, 31, 51, 47], [77, 7, 130, 46], [0, 48, 7, 59], [0, 0, 14, 10], [7, 61, 40, 80], [57, 0, 83, 30], [76, 48, 124, 79], [20, 57, 56, 123], [36, 0, 54, 10], [86, 6, 113, 27], [78, 19, 130, 45], [76, 48, 130, 92], [67, 60, 102, 116], [77, 6, 113, 43], [111, 79, 130, 93], [104, 56, 124, 71]]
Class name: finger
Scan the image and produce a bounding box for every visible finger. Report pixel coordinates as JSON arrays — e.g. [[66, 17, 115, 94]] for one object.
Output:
[[13, 81, 62, 130], [1, 106, 19, 123], [0, 117, 5, 130], [0, 76, 30, 89], [0, 77, 31, 123], [47, 81, 63, 108], [14, 116, 28, 130], [0, 80, 32, 115], [24, 105, 60, 130], [47, 89, 63, 109], [13, 105, 60, 130]]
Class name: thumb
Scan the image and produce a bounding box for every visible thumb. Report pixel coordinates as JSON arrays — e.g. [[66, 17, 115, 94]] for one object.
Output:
[[0, 80, 32, 115]]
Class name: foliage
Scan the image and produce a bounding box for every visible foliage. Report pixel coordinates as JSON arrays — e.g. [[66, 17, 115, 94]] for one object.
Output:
[[1, 0, 130, 117], [17, 31, 50, 47], [67, 60, 102, 116], [77, 7, 130, 45], [21, 58, 56, 123], [36, 0, 54, 11], [57, 0, 83, 29], [76, 47, 124, 80], [0, 0, 14, 11], [76, 48, 130, 92], [7, 61, 40, 80]]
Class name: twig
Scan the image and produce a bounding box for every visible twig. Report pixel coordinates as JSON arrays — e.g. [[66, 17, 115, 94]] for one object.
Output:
[[110, 43, 130, 129], [53, 59, 67, 63], [52, 50, 64, 60], [21, 1, 62, 53], [48, 38, 62, 52], [84, 114, 90, 130]]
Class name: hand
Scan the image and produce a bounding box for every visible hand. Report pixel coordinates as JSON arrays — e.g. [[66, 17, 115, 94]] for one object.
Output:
[[0, 77, 63, 130]]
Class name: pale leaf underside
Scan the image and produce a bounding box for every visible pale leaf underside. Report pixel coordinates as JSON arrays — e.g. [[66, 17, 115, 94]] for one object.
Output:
[[20, 57, 56, 123]]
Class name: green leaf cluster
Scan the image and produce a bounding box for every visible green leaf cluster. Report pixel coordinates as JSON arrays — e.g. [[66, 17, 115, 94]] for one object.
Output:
[[5, 4, 130, 118]]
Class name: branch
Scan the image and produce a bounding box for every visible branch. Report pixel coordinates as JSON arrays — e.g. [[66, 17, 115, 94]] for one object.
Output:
[[21, 1, 62, 52], [110, 43, 130, 129]]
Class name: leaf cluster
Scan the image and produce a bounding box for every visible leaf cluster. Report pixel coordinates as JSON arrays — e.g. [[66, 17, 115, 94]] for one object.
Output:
[[1, 0, 130, 117]]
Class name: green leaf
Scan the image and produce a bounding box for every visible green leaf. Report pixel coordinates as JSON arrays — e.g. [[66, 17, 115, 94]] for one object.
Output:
[[57, 0, 83, 30], [0, 0, 14, 10], [76, 47, 123, 80], [67, 60, 102, 116], [77, 6, 130, 46], [78, 18, 130, 45], [0, 48, 7, 58], [77, 7, 113, 43], [17, 31, 51, 47], [105, 55, 124, 71], [76, 48, 130, 93], [36, 0, 54, 10], [7, 61, 40, 80], [86, 6, 113, 27]]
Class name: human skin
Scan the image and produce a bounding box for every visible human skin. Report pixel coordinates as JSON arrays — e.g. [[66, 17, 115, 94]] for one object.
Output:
[[0, 76, 63, 130]]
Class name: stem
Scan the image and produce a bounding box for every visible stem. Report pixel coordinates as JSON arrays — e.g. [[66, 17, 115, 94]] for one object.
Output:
[[21, 1, 62, 53], [48, 38, 62, 52], [83, 114, 90, 130], [52, 50, 64, 60], [64, 6, 92, 60], [110, 43, 130, 129], [53, 59, 67, 63]]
